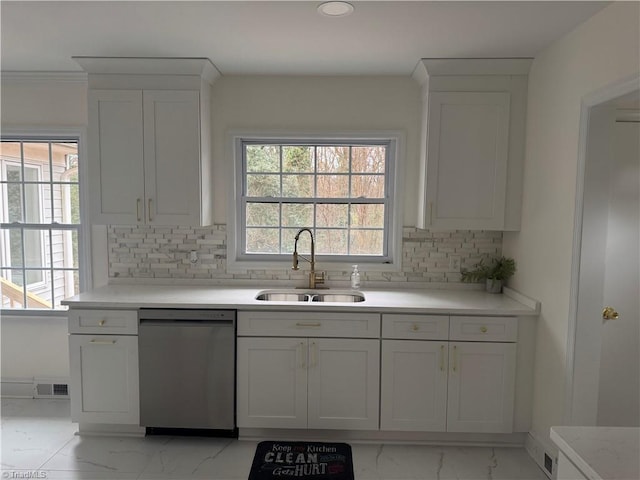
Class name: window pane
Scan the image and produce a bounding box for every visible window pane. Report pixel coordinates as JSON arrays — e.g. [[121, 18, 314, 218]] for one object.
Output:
[[316, 229, 347, 255], [351, 174, 385, 198], [22, 142, 51, 182], [246, 228, 279, 253], [282, 203, 313, 228], [350, 229, 384, 255], [317, 146, 349, 173], [283, 146, 314, 173], [246, 174, 280, 197], [246, 203, 279, 227], [53, 183, 80, 224], [317, 175, 348, 198], [8, 229, 23, 267], [52, 229, 77, 270], [0, 142, 22, 163], [1, 269, 25, 307], [52, 143, 78, 177], [352, 146, 386, 173], [5, 182, 23, 222], [24, 182, 42, 222], [25, 272, 52, 308], [350, 204, 384, 228], [6, 163, 22, 182], [317, 203, 348, 228], [282, 174, 314, 197], [54, 270, 79, 307], [283, 227, 311, 254], [246, 145, 280, 172], [23, 228, 45, 269]]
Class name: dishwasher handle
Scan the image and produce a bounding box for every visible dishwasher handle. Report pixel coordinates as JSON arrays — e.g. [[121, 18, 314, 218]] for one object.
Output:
[[138, 309, 235, 322], [139, 318, 234, 327]]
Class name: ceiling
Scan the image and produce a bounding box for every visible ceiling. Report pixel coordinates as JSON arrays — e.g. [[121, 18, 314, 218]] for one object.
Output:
[[1, 1, 610, 76]]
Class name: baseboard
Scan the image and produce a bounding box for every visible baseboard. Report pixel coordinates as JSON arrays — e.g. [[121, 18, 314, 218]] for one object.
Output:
[[525, 430, 558, 479], [1, 378, 34, 398], [239, 428, 527, 446]]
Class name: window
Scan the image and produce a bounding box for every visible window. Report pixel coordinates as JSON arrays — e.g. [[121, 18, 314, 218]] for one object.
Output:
[[1, 137, 85, 310], [233, 134, 401, 267]]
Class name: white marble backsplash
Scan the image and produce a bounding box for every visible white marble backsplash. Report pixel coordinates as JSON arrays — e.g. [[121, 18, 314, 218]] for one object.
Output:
[[107, 225, 502, 286]]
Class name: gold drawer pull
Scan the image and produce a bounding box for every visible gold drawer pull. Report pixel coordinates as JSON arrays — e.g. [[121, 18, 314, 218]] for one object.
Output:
[[296, 322, 321, 327], [480, 326, 488, 333], [90, 339, 116, 345], [412, 324, 420, 331], [99, 320, 106, 326]]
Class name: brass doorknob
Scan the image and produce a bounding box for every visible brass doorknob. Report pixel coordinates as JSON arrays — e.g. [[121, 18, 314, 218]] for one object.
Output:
[[602, 306, 619, 321]]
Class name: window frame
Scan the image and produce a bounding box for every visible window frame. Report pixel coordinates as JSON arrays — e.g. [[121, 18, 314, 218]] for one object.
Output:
[[228, 131, 404, 272], [0, 127, 91, 314]]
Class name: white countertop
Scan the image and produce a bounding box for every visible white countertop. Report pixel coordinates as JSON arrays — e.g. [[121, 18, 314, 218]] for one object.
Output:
[[62, 284, 539, 315], [551, 426, 640, 480]]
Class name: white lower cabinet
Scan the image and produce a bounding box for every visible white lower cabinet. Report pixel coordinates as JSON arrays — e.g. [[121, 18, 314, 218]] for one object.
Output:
[[69, 334, 139, 425], [236, 311, 380, 432], [380, 340, 448, 431], [380, 314, 518, 434], [446, 341, 516, 433]]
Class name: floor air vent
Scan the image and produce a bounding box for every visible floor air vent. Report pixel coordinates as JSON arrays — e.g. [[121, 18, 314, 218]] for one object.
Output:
[[34, 381, 69, 399]]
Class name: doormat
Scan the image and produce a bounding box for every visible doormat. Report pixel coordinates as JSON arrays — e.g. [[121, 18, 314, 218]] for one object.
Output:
[[248, 441, 354, 480]]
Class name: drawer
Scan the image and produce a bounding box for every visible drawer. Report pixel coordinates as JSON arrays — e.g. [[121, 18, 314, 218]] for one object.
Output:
[[449, 316, 517, 342], [237, 311, 380, 338], [381, 314, 449, 340], [68, 309, 138, 335]]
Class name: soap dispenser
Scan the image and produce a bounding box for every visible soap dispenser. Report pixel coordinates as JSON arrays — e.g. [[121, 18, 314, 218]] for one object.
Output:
[[350, 265, 361, 289]]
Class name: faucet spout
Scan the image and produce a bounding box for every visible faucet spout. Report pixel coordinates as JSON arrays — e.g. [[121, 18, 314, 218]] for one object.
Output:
[[292, 228, 324, 288]]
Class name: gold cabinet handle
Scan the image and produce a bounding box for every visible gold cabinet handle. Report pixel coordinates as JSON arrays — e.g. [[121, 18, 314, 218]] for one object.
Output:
[[480, 326, 488, 333], [98, 319, 106, 326], [90, 339, 116, 345], [310, 341, 317, 368], [412, 324, 420, 332], [452, 345, 458, 372], [148, 198, 153, 222], [136, 198, 142, 222], [429, 202, 434, 226], [602, 306, 619, 321], [440, 344, 445, 371], [296, 322, 321, 328]]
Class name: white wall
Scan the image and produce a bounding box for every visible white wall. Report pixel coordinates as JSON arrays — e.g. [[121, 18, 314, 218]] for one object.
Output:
[[1, 77, 88, 381], [502, 1, 640, 443], [210, 75, 421, 225]]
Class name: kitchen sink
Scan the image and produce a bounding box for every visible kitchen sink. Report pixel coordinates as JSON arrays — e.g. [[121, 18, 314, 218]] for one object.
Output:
[[255, 290, 365, 303]]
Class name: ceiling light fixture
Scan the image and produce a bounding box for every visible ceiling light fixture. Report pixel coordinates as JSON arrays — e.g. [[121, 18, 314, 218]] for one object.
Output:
[[317, 1, 354, 17]]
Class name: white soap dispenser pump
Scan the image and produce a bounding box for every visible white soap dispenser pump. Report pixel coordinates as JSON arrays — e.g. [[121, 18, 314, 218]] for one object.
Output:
[[351, 265, 361, 289]]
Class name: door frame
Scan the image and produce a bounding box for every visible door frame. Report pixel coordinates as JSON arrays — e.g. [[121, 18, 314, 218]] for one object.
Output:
[[564, 73, 640, 425]]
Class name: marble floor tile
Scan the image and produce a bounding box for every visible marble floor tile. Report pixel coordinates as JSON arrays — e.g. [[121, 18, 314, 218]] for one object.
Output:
[[2, 399, 548, 480]]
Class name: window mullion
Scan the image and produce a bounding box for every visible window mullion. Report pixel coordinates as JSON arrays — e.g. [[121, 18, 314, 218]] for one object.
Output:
[[48, 228, 54, 309]]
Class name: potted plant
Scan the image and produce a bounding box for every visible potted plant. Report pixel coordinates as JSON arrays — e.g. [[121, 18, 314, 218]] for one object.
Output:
[[460, 256, 516, 293]]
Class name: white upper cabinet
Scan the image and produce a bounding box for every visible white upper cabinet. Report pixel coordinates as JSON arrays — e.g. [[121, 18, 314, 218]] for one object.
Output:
[[414, 59, 531, 231], [78, 57, 219, 226]]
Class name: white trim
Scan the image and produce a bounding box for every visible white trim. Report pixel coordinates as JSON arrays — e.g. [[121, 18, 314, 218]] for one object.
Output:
[[412, 58, 533, 83], [616, 109, 640, 122], [227, 130, 405, 273], [564, 73, 640, 425], [1, 72, 87, 84]]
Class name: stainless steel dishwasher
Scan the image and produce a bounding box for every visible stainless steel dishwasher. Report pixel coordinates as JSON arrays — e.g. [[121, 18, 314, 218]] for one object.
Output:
[[138, 309, 236, 435]]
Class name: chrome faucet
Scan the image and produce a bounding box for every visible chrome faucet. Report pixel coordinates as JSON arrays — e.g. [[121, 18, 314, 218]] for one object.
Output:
[[292, 228, 325, 289]]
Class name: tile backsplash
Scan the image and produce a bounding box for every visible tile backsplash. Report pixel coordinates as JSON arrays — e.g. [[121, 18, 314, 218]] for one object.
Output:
[[107, 225, 502, 288]]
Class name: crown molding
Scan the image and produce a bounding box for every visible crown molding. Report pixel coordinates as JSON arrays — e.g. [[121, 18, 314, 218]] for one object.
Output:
[[412, 58, 534, 87], [1, 71, 87, 84]]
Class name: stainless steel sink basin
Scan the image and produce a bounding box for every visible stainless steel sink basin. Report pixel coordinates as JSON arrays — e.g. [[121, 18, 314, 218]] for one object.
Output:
[[312, 293, 365, 303], [255, 290, 365, 303], [255, 292, 309, 302]]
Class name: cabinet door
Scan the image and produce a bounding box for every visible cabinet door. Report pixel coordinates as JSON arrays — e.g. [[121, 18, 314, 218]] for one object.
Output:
[[447, 342, 516, 433], [69, 334, 139, 425], [307, 338, 380, 430], [88, 90, 144, 224], [380, 340, 448, 431], [426, 91, 510, 230], [236, 337, 307, 429], [143, 90, 201, 225]]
